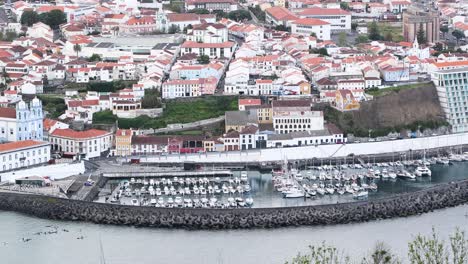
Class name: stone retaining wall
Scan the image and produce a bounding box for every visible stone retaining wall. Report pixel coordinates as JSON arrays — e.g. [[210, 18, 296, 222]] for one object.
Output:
[[0, 180, 467, 229]]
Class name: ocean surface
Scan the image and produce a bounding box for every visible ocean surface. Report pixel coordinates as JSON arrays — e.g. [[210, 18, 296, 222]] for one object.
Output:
[[0, 205, 467, 264]]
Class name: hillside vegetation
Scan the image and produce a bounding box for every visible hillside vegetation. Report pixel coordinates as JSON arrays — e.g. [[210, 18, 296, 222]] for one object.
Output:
[[319, 83, 448, 137]]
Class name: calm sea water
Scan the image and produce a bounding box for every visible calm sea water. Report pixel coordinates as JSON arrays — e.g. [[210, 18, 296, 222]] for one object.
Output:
[[1, 163, 468, 264], [0, 205, 467, 264]]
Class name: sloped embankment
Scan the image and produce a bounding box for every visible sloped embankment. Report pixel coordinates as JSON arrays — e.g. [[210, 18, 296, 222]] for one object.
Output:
[[322, 83, 448, 137]]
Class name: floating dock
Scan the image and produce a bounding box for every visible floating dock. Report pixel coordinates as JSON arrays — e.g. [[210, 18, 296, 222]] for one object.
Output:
[[102, 170, 233, 179]]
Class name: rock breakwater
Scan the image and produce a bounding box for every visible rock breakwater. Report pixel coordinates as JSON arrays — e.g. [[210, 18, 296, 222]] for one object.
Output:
[[0, 180, 467, 229]]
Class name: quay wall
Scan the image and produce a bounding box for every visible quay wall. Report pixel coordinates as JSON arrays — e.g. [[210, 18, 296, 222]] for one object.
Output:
[[0, 180, 467, 229], [139, 133, 468, 165]]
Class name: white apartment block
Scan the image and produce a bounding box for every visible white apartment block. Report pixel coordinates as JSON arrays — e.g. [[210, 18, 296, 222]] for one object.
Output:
[[49, 129, 113, 159], [0, 140, 50, 172], [431, 67, 468, 133], [273, 111, 324, 134], [291, 18, 331, 40], [297, 8, 352, 31]]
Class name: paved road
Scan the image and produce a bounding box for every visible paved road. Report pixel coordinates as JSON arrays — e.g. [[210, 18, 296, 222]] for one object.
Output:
[[138, 133, 468, 164]]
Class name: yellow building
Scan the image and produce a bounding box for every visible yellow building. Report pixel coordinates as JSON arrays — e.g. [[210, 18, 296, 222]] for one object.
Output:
[[256, 105, 273, 124], [335, 90, 360, 111], [115, 129, 133, 156], [299, 81, 311, 95]]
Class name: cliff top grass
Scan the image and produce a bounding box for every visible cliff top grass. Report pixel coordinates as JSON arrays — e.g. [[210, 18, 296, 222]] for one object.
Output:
[[366, 82, 432, 97], [93, 96, 238, 129]]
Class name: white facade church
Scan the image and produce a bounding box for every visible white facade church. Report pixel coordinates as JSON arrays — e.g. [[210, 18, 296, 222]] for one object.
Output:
[[0, 98, 44, 142]]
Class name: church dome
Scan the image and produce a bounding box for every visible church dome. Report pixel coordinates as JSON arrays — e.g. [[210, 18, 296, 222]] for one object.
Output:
[[32, 97, 41, 107], [17, 100, 27, 109]]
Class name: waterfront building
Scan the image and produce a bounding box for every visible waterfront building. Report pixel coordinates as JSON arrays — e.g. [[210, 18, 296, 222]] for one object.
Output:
[[115, 129, 133, 156], [272, 100, 324, 134], [49, 129, 113, 159], [0, 98, 44, 142], [0, 140, 50, 172], [431, 66, 468, 133], [131, 135, 169, 155]]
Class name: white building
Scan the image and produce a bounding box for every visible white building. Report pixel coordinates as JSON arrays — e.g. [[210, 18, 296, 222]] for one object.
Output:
[[49, 129, 113, 159], [0, 140, 50, 172], [180, 41, 236, 59], [0, 98, 44, 142], [185, 0, 238, 12], [297, 7, 352, 31], [291, 18, 331, 40], [187, 23, 228, 43], [431, 66, 468, 133], [272, 100, 324, 134], [26, 22, 54, 42]]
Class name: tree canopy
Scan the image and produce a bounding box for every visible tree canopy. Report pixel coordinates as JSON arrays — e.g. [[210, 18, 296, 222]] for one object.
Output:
[[197, 55, 210, 64], [20, 10, 66, 29], [20, 11, 40, 26], [417, 24, 426, 44], [88, 54, 102, 62], [368, 21, 381, 41]]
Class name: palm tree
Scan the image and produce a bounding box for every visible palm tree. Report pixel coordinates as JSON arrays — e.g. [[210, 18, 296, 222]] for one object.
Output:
[[73, 43, 82, 58]]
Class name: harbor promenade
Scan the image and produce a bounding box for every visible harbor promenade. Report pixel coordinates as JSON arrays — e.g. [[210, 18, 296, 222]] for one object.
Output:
[[137, 133, 468, 164]]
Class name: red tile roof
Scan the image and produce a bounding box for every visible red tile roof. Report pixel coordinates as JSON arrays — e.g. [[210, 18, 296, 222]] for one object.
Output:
[[239, 98, 261, 106], [116, 129, 132, 137], [0, 107, 16, 118], [266, 7, 298, 21], [43, 118, 57, 131], [0, 140, 48, 153], [51, 129, 111, 139], [37, 6, 65, 13]]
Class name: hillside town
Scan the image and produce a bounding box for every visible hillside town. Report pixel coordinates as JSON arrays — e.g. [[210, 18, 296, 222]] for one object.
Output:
[[2, 1, 468, 260], [0, 0, 467, 171]]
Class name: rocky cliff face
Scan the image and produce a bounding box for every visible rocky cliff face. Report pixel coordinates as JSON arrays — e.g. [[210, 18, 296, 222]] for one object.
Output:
[[354, 84, 445, 129], [0, 180, 467, 229]]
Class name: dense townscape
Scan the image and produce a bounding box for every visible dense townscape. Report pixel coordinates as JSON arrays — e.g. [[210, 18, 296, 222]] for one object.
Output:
[[1, 0, 468, 262], [0, 0, 466, 230], [0, 0, 466, 165]]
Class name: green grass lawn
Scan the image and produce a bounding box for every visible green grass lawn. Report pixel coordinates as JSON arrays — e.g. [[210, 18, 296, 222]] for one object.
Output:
[[368, 22, 404, 42], [366, 82, 432, 97], [93, 96, 239, 129]]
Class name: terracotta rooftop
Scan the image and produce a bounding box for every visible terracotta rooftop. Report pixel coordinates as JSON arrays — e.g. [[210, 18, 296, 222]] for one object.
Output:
[[51, 129, 111, 139], [0, 107, 16, 119], [0, 140, 48, 153]]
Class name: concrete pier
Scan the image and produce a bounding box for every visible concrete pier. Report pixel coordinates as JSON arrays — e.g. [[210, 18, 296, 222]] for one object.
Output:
[[102, 170, 233, 179]]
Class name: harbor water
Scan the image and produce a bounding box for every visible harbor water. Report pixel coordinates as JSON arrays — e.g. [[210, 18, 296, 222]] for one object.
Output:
[[100, 161, 468, 208], [1, 162, 468, 263]]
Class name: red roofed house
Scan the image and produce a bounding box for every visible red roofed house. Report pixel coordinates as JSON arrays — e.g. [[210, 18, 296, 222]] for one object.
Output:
[[238, 98, 261, 111], [297, 7, 351, 31], [291, 18, 331, 40], [49, 128, 113, 159], [335, 89, 360, 111], [0, 140, 50, 172], [26, 22, 54, 42], [265, 7, 298, 27], [119, 16, 157, 34]]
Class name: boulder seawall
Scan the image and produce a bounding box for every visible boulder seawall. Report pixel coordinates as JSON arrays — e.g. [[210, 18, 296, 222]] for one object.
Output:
[[0, 180, 467, 229]]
